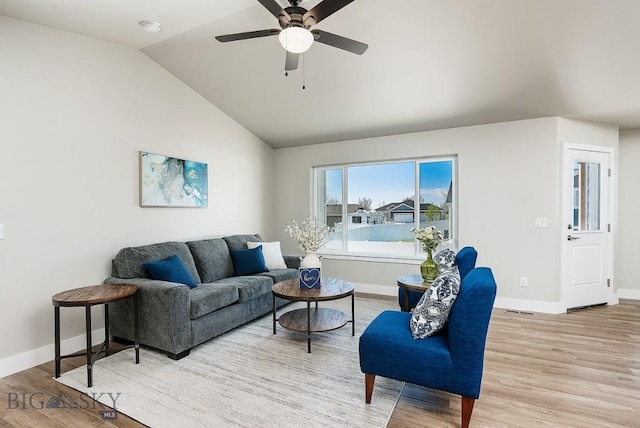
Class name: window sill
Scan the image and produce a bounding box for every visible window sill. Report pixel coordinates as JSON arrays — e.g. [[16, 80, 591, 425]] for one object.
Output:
[[318, 252, 425, 265]]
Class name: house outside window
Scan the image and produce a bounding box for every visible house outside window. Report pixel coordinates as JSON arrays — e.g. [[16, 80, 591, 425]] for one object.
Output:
[[314, 157, 456, 258]]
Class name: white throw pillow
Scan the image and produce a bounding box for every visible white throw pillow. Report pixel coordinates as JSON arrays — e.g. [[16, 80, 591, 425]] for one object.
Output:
[[246, 241, 288, 270]]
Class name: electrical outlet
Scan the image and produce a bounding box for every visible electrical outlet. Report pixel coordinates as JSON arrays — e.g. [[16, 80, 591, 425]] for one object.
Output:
[[519, 277, 528, 287]]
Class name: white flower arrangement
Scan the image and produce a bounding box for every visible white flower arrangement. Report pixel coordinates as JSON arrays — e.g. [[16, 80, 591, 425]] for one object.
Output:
[[284, 217, 334, 252], [411, 225, 444, 254]]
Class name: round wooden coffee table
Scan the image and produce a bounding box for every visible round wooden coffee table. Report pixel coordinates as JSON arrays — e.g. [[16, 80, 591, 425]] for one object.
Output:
[[272, 278, 354, 353], [397, 274, 432, 312], [52, 284, 139, 387]]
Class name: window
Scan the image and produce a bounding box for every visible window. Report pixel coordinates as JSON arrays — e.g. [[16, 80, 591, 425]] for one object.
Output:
[[314, 157, 456, 257]]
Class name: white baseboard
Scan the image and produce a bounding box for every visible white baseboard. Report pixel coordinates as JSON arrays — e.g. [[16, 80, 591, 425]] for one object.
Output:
[[354, 282, 397, 298], [493, 297, 566, 314], [0, 328, 105, 379], [617, 288, 640, 300], [356, 282, 568, 314]]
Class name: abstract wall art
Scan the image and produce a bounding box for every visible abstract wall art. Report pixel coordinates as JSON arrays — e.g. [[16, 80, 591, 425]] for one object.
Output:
[[139, 152, 208, 208]]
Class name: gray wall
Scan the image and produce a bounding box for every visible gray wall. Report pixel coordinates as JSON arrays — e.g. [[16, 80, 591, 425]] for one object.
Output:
[[0, 17, 275, 374], [274, 117, 619, 311], [617, 129, 640, 298]]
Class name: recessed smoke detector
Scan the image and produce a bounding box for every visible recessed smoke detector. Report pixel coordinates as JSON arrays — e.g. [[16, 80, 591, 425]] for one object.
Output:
[[139, 21, 161, 33]]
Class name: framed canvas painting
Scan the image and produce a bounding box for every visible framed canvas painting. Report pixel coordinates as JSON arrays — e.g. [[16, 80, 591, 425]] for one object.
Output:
[[139, 152, 208, 208]]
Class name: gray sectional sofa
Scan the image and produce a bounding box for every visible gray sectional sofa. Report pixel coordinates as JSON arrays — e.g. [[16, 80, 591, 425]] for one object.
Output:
[[104, 234, 299, 359]]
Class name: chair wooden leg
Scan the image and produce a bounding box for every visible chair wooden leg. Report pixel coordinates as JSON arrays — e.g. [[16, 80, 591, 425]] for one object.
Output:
[[365, 373, 376, 403], [461, 396, 475, 428]]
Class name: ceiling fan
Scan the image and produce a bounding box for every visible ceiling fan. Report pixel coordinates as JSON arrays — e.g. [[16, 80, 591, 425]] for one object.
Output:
[[215, 0, 368, 71]]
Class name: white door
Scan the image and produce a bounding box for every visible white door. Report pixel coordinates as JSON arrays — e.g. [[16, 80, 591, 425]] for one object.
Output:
[[562, 146, 611, 310]]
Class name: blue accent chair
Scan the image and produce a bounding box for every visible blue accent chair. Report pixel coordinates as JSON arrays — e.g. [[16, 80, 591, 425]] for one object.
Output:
[[398, 246, 478, 312], [360, 267, 497, 428]]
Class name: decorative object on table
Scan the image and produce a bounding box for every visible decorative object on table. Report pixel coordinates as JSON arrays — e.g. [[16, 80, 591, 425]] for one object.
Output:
[[411, 225, 444, 281], [284, 217, 334, 286], [299, 268, 321, 289], [139, 151, 208, 208], [397, 246, 478, 312]]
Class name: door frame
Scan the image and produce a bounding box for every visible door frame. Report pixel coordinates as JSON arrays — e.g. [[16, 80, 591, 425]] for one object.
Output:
[[561, 142, 617, 310]]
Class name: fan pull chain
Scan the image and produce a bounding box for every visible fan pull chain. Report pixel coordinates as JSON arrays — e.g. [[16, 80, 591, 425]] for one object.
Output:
[[302, 53, 306, 90]]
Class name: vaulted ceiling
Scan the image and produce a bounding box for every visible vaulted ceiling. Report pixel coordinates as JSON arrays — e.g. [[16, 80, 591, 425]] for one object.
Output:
[[2, 0, 639, 148]]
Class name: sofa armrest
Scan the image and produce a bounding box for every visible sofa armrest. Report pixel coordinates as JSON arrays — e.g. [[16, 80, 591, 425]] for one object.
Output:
[[283, 254, 301, 269], [103, 277, 192, 356]]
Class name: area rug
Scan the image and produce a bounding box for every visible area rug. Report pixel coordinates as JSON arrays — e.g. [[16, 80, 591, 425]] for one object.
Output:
[[55, 297, 403, 428]]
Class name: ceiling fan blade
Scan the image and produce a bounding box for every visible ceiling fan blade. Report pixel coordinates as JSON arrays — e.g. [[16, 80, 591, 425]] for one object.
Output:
[[215, 29, 280, 43], [257, 0, 290, 21], [304, 0, 355, 25], [285, 51, 299, 71], [311, 29, 368, 55]]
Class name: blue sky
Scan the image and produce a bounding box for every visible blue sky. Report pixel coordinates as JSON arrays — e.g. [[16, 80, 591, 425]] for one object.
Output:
[[325, 160, 453, 208]]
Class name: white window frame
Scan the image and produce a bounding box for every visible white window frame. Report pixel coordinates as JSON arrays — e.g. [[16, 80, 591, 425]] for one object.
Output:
[[313, 156, 457, 262]]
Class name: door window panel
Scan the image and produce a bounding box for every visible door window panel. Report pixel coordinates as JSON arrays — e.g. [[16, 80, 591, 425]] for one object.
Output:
[[572, 161, 601, 231]]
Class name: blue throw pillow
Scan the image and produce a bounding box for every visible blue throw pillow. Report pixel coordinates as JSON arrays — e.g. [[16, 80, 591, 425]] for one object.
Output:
[[230, 246, 269, 275], [143, 255, 198, 288]]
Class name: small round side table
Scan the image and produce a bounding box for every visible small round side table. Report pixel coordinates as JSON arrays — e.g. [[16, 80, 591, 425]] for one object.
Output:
[[52, 284, 139, 387], [397, 274, 432, 312]]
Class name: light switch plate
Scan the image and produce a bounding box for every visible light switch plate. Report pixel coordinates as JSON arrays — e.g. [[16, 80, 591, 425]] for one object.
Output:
[[0, 224, 4, 239], [534, 218, 548, 228]]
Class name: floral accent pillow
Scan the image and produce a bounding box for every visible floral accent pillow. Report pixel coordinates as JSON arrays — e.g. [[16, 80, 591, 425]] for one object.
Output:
[[433, 249, 456, 273], [410, 265, 461, 339]]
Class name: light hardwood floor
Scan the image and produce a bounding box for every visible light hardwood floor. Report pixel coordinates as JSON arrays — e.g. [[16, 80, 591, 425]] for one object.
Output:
[[1, 299, 638, 427]]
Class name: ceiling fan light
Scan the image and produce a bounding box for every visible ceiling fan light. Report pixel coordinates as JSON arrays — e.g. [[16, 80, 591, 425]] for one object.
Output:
[[278, 27, 313, 54]]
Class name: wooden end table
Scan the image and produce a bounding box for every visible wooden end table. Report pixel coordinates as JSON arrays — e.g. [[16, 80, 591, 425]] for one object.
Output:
[[272, 278, 355, 353], [52, 284, 139, 387], [397, 274, 432, 312]]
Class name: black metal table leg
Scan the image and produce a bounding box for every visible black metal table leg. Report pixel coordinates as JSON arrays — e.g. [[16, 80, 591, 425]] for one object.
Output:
[[134, 294, 140, 364], [85, 306, 93, 388], [307, 301, 311, 353], [404, 288, 410, 312], [351, 292, 355, 336], [104, 303, 110, 352], [54, 306, 60, 378], [272, 293, 276, 334]]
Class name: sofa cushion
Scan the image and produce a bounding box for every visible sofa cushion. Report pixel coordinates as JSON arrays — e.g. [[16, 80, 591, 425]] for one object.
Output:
[[230, 247, 269, 276], [143, 255, 198, 288], [258, 268, 298, 284], [223, 234, 262, 252], [112, 241, 201, 283], [410, 265, 461, 339], [247, 241, 288, 270], [213, 276, 272, 302], [186, 238, 235, 282], [189, 283, 239, 319]]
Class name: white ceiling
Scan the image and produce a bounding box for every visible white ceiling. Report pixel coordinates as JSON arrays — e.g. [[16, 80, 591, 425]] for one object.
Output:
[[2, 0, 640, 148]]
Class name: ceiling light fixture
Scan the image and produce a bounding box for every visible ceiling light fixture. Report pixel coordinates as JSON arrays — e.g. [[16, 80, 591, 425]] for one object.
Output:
[[139, 21, 162, 33], [278, 26, 313, 54]]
